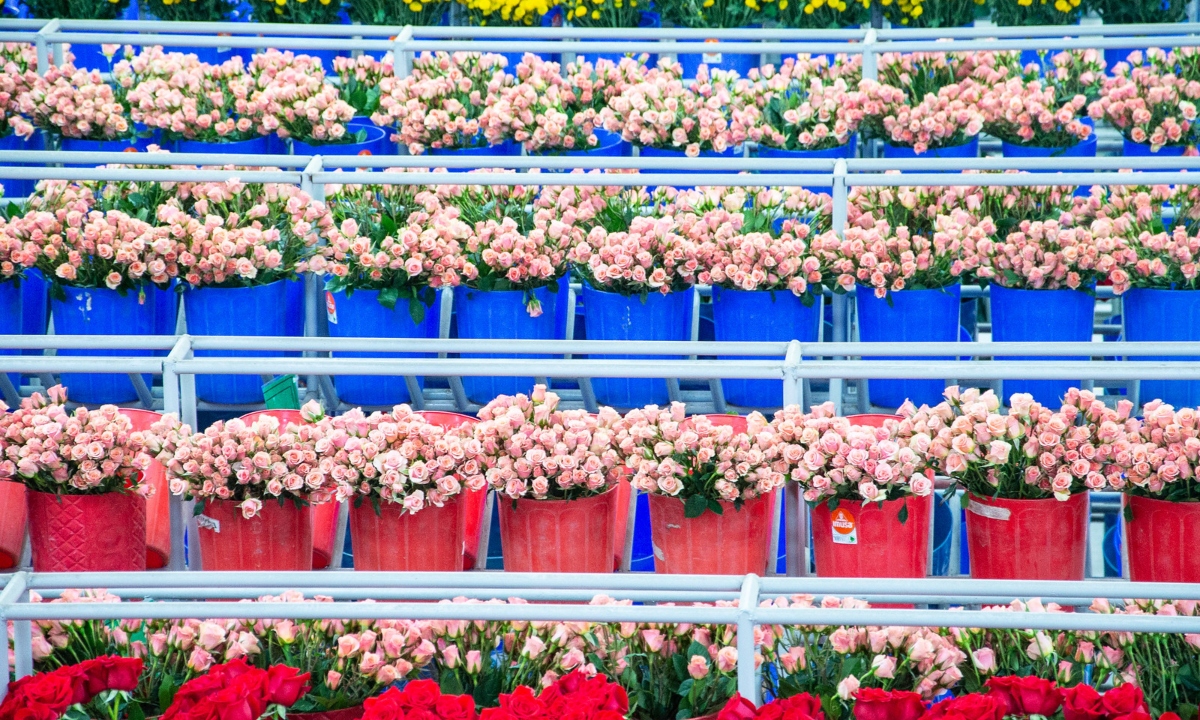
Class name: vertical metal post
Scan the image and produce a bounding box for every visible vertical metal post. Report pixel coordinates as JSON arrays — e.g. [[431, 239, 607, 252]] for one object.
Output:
[[736, 574, 761, 706], [164, 336, 189, 571], [393, 25, 414, 79], [781, 339, 802, 408], [861, 28, 878, 81], [13, 586, 32, 679], [35, 19, 59, 76], [830, 160, 849, 414], [302, 157, 325, 406], [784, 338, 808, 579], [0, 572, 28, 699]]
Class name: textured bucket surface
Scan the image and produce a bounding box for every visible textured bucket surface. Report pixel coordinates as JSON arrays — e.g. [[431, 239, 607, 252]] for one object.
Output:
[[1127, 495, 1200, 583], [1123, 289, 1200, 407], [186, 282, 293, 405], [0, 482, 26, 570], [27, 491, 147, 572], [417, 411, 483, 567], [198, 498, 313, 571], [811, 495, 931, 577], [498, 486, 620, 573], [328, 289, 440, 406], [582, 284, 694, 407], [290, 708, 365, 720], [350, 494, 472, 571], [882, 137, 979, 160], [1123, 138, 1188, 157], [454, 286, 559, 404], [965, 492, 1087, 580], [1001, 137, 1097, 158], [52, 286, 156, 404], [648, 493, 771, 575], [712, 287, 820, 408], [990, 285, 1094, 406], [855, 285, 961, 408], [119, 409, 170, 569]]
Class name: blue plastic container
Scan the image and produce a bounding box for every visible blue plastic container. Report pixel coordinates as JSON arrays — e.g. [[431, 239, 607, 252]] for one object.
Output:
[[175, 136, 272, 155], [1123, 288, 1200, 407], [881, 136, 980, 162], [755, 136, 857, 195], [582, 283, 694, 407], [0, 279, 22, 387], [0, 131, 45, 199], [990, 284, 1094, 407], [61, 134, 156, 163], [677, 41, 760, 79], [453, 285, 559, 404], [581, 11, 661, 66], [328, 288, 441, 406], [429, 139, 522, 171], [1105, 47, 1147, 73], [1001, 119, 1097, 196], [51, 286, 157, 404], [285, 278, 305, 342], [185, 281, 295, 405], [855, 284, 961, 408], [711, 287, 820, 408], [1122, 137, 1189, 175], [64, 42, 127, 72], [21, 269, 48, 350], [149, 283, 178, 337], [293, 122, 391, 157]]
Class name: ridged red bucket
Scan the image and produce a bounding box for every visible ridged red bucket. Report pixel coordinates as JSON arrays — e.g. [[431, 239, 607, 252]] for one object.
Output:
[[0, 481, 27, 569], [238, 410, 339, 570], [685, 414, 747, 432], [27, 491, 147, 572], [198, 498, 313, 572], [120, 408, 171, 569], [845, 414, 902, 428], [291, 707, 364, 720], [648, 493, 772, 575], [612, 479, 632, 571], [811, 495, 931, 577], [965, 492, 1088, 580], [417, 411, 483, 569], [1127, 495, 1200, 582], [498, 484, 620, 573], [350, 492, 482, 572]]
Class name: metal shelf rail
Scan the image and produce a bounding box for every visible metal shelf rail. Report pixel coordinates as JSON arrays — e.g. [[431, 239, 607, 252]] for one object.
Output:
[[5, 571, 1200, 704]]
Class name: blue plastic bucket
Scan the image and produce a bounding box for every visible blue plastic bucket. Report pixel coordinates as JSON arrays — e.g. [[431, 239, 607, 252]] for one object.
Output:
[[51, 286, 157, 404], [533, 128, 630, 163], [1123, 288, 1200, 407], [184, 281, 295, 405], [0, 132, 45, 199], [1122, 138, 1189, 176], [327, 288, 441, 406], [677, 41, 760, 79], [1105, 47, 1147, 73], [60, 134, 156, 164], [581, 283, 694, 407], [64, 42, 127, 72], [149, 283, 178, 337], [21, 269, 48, 350], [711, 287, 820, 408], [429, 139, 521, 170], [0, 280, 22, 387], [855, 284, 961, 408], [175, 136, 272, 155], [990, 284, 1094, 407], [453, 285, 559, 404], [292, 122, 391, 157], [881, 136, 979, 163], [755, 136, 857, 194], [1001, 119, 1097, 196]]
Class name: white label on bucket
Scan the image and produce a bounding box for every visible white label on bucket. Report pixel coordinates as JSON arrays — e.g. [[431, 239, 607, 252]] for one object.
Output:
[[652, 543, 664, 561], [196, 514, 221, 533], [968, 501, 1012, 521], [830, 507, 857, 545], [325, 291, 338, 325], [703, 39, 722, 65]]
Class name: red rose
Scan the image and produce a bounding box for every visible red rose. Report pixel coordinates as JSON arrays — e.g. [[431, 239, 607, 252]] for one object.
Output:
[[480, 710, 518, 720], [409, 709, 440, 720], [265, 664, 311, 707], [1062, 684, 1106, 720], [363, 688, 405, 720], [921, 694, 1005, 720], [21, 672, 83, 713], [499, 686, 548, 720], [81, 656, 144, 696], [435, 693, 477, 720], [1102, 684, 1148, 717], [12, 705, 60, 720], [205, 684, 258, 720], [778, 693, 824, 720], [854, 688, 925, 720], [717, 694, 759, 720], [759, 704, 785, 720], [1110, 712, 1152, 720], [1160, 714, 1183, 720], [402, 679, 444, 710], [1012, 676, 1062, 717]]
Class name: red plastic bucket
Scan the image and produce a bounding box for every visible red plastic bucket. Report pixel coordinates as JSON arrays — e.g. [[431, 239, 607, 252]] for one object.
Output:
[[27, 491, 147, 572], [120, 408, 171, 569], [648, 492, 772, 575], [612, 479, 632, 571], [811, 495, 931, 577], [683, 414, 748, 433], [197, 498, 313, 572], [845, 414, 902, 428], [349, 492, 480, 572], [417, 411, 484, 569], [498, 484, 621, 573], [1126, 495, 1200, 582], [965, 492, 1088, 580], [0, 481, 27, 570]]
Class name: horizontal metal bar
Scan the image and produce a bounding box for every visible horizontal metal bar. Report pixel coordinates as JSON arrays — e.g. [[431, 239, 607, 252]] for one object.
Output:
[[33, 588, 744, 602], [755, 607, 1200, 633], [0, 151, 311, 168], [0, 357, 162, 373]]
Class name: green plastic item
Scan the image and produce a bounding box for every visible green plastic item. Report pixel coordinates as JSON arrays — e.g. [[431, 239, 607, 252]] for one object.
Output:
[[262, 375, 301, 410]]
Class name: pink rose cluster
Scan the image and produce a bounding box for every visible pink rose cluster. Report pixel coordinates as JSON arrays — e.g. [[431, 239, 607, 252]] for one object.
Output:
[[0, 385, 154, 495], [569, 215, 699, 296], [601, 63, 742, 156], [473, 385, 622, 501], [0, 43, 39, 140], [315, 405, 486, 513], [979, 77, 1092, 148], [18, 64, 132, 141], [149, 401, 330, 519], [691, 207, 825, 297], [859, 77, 984, 154], [965, 216, 1129, 291], [738, 57, 865, 152], [1088, 48, 1199, 150]]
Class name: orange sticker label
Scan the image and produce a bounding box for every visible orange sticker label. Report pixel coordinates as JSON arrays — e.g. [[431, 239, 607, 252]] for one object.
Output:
[[358, 149, 373, 156], [325, 291, 338, 325], [831, 507, 857, 544], [123, 147, 138, 153]]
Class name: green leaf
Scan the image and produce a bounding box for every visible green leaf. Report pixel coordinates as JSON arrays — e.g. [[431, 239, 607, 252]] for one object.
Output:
[[408, 296, 426, 325], [192, 500, 206, 517], [378, 286, 400, 310], [440, 671, 464, 695], [828, 497, 840, 512], [706, 498, 724, 516], [897, 503, 909, 525], [678, 678, 695, 697], [158, 677, 177, 712], [683, 494, 709, 519], [127, 701, 146, 720], [1123, 503, 1133, 523]]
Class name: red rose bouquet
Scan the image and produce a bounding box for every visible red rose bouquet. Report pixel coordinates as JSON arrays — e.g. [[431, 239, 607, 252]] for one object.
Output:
[[853, 688, 926, 720], [919, 693, 1006, 720], [717, 692, 825, 720], [362, 678, 477, 720], [161, 659, 310, 720], [479, 671, 629, 720], [984, 675, 1063, 718], [0, 655, 143, 720]]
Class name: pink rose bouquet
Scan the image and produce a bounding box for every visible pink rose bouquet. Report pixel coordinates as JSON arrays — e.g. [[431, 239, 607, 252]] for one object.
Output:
[[690, 207, 829, 300], [570, 215, 699, 297], [534, 180, 652, 234], [18, 65, 134, 141], [0, 385, 154, 495], [258, 66, 357, 145], [741, 58, 864, 152], [979, 77, 1092, 149], [149, 401, 330, 519], [333, 54, 392, 118], [965, 216, 1128, 291], [1109, 223, 1200, 291], [613, 404, 784, 517], [472, 385, 622, 501], [0, 43, 38, 141], [316, 405, 486, 513], [1088, 49, 1198, 151], [601, 63, 741, 155], [1102, 397, 1200, 502], [766, 402, 935, 505], [846, 183, 978, 237], [859, 52, 984, 154], [372, 52, 514, 154]]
